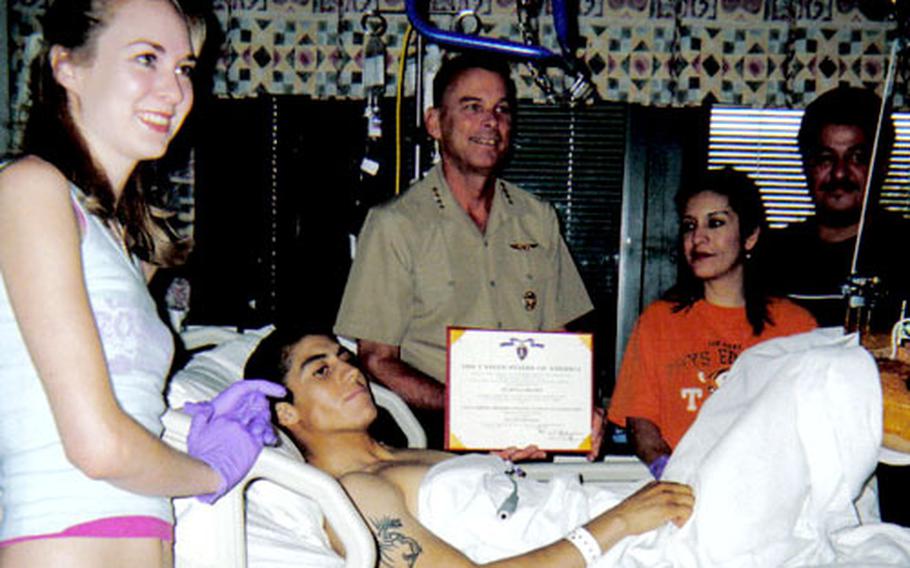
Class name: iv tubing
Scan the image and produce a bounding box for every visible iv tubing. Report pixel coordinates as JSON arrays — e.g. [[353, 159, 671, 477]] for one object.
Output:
[[551, 0, 574, 56], [396, 25, 415, 196], [851, 37, 900, 275]]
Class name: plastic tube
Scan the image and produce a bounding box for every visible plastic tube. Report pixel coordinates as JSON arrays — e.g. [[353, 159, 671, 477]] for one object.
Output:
[[404, 0, 558, 61], [551, 0, 574, 56]]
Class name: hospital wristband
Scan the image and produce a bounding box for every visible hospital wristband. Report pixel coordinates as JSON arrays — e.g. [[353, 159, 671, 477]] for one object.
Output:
[[565, 526, 602, 566]]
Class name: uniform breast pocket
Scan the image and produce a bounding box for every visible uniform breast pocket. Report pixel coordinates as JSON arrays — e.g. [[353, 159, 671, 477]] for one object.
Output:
[[412, 248, 456, 317], [503, 243, 557, 321]]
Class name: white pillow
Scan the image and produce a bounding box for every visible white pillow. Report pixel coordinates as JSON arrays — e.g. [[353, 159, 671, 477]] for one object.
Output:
[[167, 325, 274, 408]]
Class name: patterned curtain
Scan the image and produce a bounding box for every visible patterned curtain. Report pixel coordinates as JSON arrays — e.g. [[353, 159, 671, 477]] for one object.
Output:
[[7, 0, 907, 133]]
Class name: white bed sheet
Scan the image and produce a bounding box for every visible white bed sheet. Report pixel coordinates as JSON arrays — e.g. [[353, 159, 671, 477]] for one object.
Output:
[[596, 329, 910, 568]]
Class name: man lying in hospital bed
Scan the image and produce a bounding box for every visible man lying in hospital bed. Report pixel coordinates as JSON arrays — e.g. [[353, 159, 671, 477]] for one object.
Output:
[[237, 325, 910, 568]]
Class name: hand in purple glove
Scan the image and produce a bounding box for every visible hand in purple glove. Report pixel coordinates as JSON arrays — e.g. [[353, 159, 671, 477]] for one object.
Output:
[[184, 381, 287, 503], [648, 454, 670, 480], [183, 380, 287, 446]]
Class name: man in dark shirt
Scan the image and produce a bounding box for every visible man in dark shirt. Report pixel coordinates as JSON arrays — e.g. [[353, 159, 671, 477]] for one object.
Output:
[[764, 86, 910, 330], [763, 86, 910, 527]]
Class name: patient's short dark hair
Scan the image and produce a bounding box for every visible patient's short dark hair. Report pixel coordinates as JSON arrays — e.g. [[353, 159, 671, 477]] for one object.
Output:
[[247, 327, 410, 447], [243, 324, 335, 388]]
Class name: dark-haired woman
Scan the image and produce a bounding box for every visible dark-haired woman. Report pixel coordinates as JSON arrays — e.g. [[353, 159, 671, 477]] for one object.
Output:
[[608, 168, 816, 478]]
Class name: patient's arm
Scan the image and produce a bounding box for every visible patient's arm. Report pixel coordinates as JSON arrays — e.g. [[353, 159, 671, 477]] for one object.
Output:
[[358, 339, 446, 411], [337, 471, 693, 567], [628, 417, 672, 466]]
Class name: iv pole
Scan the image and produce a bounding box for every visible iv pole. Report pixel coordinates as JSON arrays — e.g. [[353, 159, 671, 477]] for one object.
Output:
[[842, 4, 909, 333]]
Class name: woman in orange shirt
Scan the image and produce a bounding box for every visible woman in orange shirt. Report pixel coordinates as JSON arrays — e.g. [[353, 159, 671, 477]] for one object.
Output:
[[608, 168, 817, 478]]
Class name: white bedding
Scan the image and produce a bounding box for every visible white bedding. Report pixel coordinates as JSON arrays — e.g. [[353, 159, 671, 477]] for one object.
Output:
[[597, 328, 910, 567], [418, 454, 645, 563]]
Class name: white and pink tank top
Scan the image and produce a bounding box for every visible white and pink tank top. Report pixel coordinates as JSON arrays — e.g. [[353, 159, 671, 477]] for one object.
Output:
[[0, 185, 174, 540]]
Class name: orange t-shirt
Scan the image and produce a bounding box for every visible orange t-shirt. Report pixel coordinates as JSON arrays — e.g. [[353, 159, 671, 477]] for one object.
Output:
[[608, 298, 817, 449]]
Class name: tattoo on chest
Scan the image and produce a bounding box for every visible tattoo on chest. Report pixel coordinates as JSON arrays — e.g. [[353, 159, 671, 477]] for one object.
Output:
[[371, 516, 423, 567]]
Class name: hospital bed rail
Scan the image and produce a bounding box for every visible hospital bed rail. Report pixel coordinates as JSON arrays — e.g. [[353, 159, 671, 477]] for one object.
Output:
[[162, 409, 377, 568]]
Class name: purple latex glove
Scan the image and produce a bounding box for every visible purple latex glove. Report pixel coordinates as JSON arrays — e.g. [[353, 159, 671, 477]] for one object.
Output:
[[184, 380, 287, 446], [184, 381, 287, 503], [648, 454, 670, 480]]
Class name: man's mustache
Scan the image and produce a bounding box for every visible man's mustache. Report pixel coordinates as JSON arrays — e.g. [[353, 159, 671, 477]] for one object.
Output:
[[819, 179, 861, 194]]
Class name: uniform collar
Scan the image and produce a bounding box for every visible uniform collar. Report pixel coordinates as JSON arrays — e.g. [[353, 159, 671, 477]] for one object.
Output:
[[425, 163, 516, 234]]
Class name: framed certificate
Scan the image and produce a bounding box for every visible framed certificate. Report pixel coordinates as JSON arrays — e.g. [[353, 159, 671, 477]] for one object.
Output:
[[445, 327, 594, 452]]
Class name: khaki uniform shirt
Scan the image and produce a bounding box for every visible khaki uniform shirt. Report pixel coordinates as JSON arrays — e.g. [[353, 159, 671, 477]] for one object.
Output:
[[334, 164, 593, 382]]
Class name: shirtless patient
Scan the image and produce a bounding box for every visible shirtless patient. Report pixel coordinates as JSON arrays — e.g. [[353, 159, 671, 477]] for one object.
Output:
[[243, 328, 694, 567]]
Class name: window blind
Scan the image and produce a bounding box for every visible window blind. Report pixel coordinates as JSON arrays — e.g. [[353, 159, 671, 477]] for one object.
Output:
[[503, 101, 628, 305], [502, 101, 628, 384], [708, 106, 910, 228]]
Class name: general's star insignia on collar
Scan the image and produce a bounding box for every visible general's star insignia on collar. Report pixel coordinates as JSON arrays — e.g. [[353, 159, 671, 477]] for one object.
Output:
[[500, 182, 513, 205], [431, 186, 445, 209]]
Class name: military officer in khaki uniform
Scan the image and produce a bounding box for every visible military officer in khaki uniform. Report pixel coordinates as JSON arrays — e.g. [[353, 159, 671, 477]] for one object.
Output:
[[334, 53, 593, 446]]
